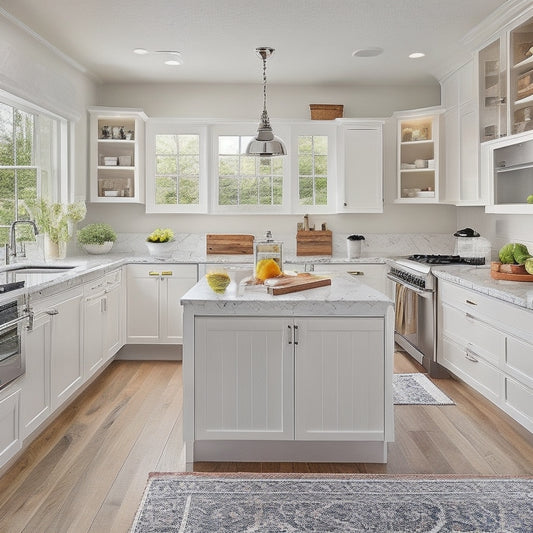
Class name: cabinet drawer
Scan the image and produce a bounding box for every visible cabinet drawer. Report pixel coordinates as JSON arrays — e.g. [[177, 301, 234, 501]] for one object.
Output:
[[503, 376, 533, 431], [105, 269, 121, 286], [440, 337, 500, 402], [439, 280, 533, 343], [440, 303, 504, 366], [505, 336, 533, 389]]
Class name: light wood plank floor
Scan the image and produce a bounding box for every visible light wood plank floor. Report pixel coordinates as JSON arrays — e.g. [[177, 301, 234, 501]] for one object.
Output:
[[1, 353, 533, 532]]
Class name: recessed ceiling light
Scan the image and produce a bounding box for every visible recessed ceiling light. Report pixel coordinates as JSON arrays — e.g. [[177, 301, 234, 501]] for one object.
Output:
[[409, 52, 425, 59], [164, 60, 182, 66], [133, 48, 149, 55], [352, 47, 383, 58]]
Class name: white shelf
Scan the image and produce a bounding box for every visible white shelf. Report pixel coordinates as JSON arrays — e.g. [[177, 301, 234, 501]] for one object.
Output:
[[97, 166, 135, 171], [97, 139, 135, 144], [513, 54, 533, 71], [400, 139, 433, 146]]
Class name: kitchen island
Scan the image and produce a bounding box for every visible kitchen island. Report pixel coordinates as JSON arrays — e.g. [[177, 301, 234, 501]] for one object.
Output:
[[181, 272, 394, 470]]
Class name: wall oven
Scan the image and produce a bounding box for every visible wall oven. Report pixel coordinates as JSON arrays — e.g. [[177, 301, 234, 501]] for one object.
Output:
[[0, 296, 30, 390]]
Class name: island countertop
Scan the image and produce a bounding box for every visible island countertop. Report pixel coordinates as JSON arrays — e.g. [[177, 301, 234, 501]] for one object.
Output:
[[181, 272, 393, 316]]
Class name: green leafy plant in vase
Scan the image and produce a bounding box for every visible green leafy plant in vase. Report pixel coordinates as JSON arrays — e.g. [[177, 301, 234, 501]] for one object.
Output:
[[146, 228, 175, 258], [77, 223, 117, 255], [29, 199, 86, 260]]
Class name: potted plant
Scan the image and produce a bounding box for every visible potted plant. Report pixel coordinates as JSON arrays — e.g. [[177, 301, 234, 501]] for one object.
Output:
[[146, 228, 175, 258], [29, 199, 86, 260], [77, 223, 117, 254]]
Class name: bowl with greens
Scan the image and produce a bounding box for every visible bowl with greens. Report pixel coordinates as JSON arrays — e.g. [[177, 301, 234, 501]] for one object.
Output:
[[77, 223, 117, 254]]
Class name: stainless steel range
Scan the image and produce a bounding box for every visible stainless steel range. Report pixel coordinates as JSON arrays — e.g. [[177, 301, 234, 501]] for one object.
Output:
[[387, 255, 485, 378]]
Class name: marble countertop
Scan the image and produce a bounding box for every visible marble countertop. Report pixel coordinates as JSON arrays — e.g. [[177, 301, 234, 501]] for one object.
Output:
[[181, 272, 393, 317], [432, 265, 533, 310]]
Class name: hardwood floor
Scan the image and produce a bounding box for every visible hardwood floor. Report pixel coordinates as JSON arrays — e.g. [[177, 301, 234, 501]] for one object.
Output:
[[1, 353, 533, 532]]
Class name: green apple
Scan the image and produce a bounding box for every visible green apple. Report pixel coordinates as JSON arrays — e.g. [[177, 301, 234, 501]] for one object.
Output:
[[527, 194, 533, 204]]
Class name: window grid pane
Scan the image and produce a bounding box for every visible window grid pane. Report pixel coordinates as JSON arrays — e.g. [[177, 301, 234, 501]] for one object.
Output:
[[298, 135, 328, 206], [154, 134, 200, 205], [217, 136, 283, 206]]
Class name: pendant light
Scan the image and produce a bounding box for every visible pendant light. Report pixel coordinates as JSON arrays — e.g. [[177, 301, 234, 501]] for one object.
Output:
[[246, 47, 287, 157]]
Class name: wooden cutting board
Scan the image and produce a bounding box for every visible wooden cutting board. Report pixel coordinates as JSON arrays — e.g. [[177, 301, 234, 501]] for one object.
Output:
[[265, 274, 331, 295], [296, 230, 332, 256], [206, 234, 254, 255], [490, 261, 533, 281]]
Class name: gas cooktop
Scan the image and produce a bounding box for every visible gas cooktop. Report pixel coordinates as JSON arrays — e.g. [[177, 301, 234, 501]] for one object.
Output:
[[407, 254, 485, 265]]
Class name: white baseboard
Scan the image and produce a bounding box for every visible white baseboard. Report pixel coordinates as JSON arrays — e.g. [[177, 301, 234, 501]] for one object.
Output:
[[115, 344, 182, 361]]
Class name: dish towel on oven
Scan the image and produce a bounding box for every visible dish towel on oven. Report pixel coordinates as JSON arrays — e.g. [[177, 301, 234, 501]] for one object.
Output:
[[395, 284, 418, 335]]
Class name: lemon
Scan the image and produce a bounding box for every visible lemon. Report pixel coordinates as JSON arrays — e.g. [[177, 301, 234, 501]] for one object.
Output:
[[525, 258, 533, 275], [255, 258, 282, 281], [206, 271, 231, 293]]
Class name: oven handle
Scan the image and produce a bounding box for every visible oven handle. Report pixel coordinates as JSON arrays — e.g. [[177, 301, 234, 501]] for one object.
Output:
[[0, 311, 32, 334], [386, 273, 435, 298]]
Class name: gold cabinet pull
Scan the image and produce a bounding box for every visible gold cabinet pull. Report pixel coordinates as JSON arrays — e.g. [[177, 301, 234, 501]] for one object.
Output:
[[161, 271, 173, 276], [149, 271, 160, 276]]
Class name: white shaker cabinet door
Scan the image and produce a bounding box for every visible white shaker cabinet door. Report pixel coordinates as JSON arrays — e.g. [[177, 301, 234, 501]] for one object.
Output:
[[294, 317, 385, 441], [194, 317, 293, 440], [126, 267, 160, 342]]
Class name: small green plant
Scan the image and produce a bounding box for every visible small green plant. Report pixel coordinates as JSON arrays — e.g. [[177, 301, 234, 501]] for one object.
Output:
[[147, 228, 174, 243], [77, 223, 117, 245]]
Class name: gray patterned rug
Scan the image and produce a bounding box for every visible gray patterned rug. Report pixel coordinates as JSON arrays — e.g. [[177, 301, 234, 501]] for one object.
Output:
[[393, 373, 455, 405], [130, 474, 533, 532]]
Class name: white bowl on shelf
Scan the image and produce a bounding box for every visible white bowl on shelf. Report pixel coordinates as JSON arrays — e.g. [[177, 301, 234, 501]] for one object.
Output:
[[415, 190, 435, 198], [104, 190, 120, 197]]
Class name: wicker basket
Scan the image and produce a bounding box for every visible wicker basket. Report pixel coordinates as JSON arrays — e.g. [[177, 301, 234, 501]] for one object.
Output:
[[310, 104, 344, 120]]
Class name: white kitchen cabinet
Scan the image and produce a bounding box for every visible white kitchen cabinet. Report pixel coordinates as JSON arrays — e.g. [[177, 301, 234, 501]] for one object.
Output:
[[20, 312, 51, 439], [295, 317, 385, 440], [336, 120, 383, 213], [440, 61, 484, 206], [88, 106, 147, 203], [194, 317, 293, 440], [394, 108, 443, 203], [45, 287, 84, 411], [194, 316, 385, 442], [0, 387, 21, 467], [126, 264, 197, 344], [83, 269, 123, 377], [438, 279, 533, 432]]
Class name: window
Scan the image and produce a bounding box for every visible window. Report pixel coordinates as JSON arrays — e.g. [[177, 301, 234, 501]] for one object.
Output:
[[145, 121, 207, 213], [218, 135, 284, 207], [297, 135, 328, 206], [0, 91, 68, 246]]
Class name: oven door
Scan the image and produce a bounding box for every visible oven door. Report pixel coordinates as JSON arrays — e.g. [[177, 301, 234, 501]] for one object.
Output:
[[0, 301, 26, 390], [388, 276, 435, 368]]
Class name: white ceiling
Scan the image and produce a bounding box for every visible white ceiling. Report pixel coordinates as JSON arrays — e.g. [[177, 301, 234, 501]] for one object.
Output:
[[0, 0, 510, 86]]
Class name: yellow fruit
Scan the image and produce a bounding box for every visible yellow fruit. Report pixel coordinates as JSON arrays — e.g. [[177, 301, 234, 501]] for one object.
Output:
[[525, 258, 533, 275], [206, 272, 231, 293], [256, 258, 281, 281]]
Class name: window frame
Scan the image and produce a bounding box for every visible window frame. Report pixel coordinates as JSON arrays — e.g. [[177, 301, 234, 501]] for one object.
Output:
[[290, 123, 337, 215], [210, 122, 292, 214], [145, 119, 208, 213]]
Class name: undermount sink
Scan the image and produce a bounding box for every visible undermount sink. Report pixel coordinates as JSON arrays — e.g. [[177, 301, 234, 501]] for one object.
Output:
[[0, 264, 79, 291], [4, 264, 77, 274]]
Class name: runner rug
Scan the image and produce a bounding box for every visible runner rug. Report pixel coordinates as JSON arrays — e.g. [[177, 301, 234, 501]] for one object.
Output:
[[393, 373, 455, 405], [130, 474, 533, 532]]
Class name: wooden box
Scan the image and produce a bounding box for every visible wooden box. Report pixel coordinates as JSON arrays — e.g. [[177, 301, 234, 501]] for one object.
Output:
[[206, 234, 254, 255], [309, 104, 343, 120], [296, 230, 332, 256], [517, 70, 533, 100]]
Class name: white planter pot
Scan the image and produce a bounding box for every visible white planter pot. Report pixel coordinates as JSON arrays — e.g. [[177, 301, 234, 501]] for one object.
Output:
[[347, 239, 362, 259], [82, 241, 114, 255], [146, 240, 175, 259]]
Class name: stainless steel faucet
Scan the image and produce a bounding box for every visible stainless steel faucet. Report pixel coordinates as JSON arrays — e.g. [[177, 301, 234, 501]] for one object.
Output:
[[5, 220, 39, 264]]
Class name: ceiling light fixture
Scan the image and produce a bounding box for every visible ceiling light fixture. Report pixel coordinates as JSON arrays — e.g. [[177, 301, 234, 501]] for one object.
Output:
[[409, 52, 425, 59], [133, 48, 149, 55], [352, 47, 383, 58], [132, 49, 183, 65], [246, 47, 287, 157]]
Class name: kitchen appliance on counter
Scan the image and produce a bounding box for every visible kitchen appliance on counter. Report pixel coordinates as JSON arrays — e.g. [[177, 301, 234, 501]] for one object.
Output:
[[387, 254, 486, 377], [453, 228, 492, 264], [254, 230, 283, 271]]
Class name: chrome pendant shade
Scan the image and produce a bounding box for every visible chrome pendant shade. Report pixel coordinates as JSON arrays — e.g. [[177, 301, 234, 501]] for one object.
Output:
[[246, 47, 287, 157]]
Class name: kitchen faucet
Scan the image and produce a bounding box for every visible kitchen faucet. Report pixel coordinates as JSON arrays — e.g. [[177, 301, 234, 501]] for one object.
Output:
[[5, 220, 39, 264]]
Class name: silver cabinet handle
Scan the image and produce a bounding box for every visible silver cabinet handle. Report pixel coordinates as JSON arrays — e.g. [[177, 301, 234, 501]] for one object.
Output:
[[465, 346, 479, 362], [294, 325, 299, 345], [45, 309, 59, 316], [465, 299, 477, 306], [288, 324, 292, 345]]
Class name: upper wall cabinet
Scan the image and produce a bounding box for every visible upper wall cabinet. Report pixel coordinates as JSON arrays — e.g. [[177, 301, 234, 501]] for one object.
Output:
[[336, 120, 383, 213], [441, 60, 485, 206], [88, 107, 147, 203], [394, 108, 443, 204]]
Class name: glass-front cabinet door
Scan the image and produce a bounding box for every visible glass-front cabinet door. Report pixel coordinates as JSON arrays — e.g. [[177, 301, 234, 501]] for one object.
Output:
[[478, 38, 507, 142], [510, 17, 533, 135]]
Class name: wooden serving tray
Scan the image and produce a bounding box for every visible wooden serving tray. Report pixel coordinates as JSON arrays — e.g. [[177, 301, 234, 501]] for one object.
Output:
[[490, 261, 533, 281], [206, 234, 254, 255], [265, 273, 331, 295]]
